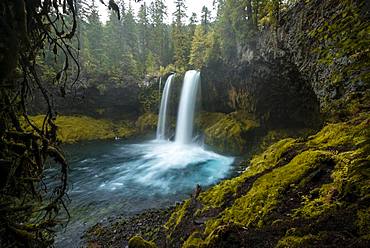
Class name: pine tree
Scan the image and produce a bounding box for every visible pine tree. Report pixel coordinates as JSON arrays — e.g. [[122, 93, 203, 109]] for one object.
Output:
[[104, 10, 124, 74], [150, 0, 168, 65], [83, 0, 106, 74], [172, 0, 190, 69], [201, 6, 211, 32], [189, 12, 198, 37], [189, 25, 207, 69], [137, 2, 150, 75]]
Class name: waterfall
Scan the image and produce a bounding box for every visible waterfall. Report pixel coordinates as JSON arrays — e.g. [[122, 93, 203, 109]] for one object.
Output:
[[175, 70, 201, 144], [156, 74, 175, 140]]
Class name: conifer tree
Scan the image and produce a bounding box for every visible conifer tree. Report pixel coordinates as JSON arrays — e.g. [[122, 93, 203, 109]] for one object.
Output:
[[189, 25, 207, 69]]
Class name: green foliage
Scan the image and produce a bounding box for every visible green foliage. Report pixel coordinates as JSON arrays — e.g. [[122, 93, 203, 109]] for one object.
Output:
[[182, 232, 205, 248], [146, 51, 159, 76], [76, 0, 175, 84], [189, 26, 208, 69], [172, 0, 191, 69], [139, 84, 161, 113], [159, 64, 176, 76]]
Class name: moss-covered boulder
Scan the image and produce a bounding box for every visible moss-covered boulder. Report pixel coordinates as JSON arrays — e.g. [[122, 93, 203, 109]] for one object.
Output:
[[204, 111, 260, 154], [128, 235, 157, 248], [164, 113, 370, 247]]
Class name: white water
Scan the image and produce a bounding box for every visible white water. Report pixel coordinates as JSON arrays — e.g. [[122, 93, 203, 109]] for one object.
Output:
[[175, 70, 200, 144], [156, 74, 175, 140], [98, 140, 234, 192]]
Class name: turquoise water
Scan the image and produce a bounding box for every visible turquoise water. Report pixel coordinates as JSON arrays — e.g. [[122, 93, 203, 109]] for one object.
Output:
[[46, 140, 234, 247]]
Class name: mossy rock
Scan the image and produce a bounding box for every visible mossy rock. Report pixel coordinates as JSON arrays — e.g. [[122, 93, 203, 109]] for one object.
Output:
[[136, 112, 158, 133], [164, 113, 370, 247], [26, 115, 136, 143], [195, 112, 226, 130], [276, 234, 321, 248], [204, 111, 259, 154], [128, 235, 157, 248]]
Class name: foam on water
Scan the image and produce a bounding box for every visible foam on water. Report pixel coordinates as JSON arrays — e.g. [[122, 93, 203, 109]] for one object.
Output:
[[98, 140, 234, 192]]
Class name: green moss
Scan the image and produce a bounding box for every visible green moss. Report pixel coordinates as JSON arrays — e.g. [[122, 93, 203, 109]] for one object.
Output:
[[260, 128, 315, 150], [164, 200, 191, 231], [204, 111, 259, 154], [195, 112, 226, 130], [307, 114, 369, 149], [250, 138, 297, 171], [164, 114, 370, 247], [136, 112, 158, 133], [210, 151, 332, 231], [27, 115, 136, 143], [293, 183, 339, 219], [199, 138, 297, 210], [182, 232, 205, 248], [276, 234, 320, 248], [198, 177, 244, 210], [128, 235, 157, 248], [357, 208, 370, 239]]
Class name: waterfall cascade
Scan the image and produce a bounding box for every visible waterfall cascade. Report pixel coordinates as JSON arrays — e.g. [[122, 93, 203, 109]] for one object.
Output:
[[156, 74, 175, 140], [175, 70, 201, 144]]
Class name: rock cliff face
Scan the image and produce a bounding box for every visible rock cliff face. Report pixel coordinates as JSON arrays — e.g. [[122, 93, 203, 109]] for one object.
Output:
[[201, 57, 320, 129], [200, 51, 320, 154], [30, 80, 142, 120], [202, 0, 369, 126], [257, 0, 370, 119]]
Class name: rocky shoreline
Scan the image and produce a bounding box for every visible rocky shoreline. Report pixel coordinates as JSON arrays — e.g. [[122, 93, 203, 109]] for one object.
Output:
[[83, 207, 175, 248]]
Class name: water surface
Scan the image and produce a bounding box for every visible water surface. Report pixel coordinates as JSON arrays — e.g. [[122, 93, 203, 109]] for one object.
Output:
[[45, 140, 234, 247]]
